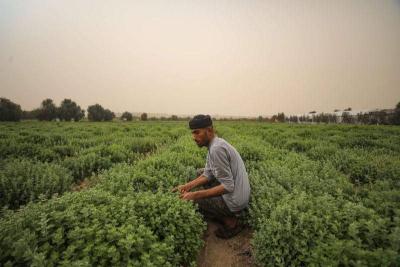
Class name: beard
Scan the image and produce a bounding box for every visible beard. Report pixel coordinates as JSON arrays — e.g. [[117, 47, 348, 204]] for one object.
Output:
[[195, 138, 209, 148]]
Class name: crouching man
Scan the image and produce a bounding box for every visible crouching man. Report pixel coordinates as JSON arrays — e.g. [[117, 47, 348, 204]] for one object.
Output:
[[173, 114, 251, 239]]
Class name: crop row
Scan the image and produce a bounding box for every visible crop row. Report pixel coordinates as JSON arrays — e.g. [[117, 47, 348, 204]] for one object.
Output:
[[0, 121, 399, 266], [217, 123, 399, 266], [0, 123, 207, 266], [0, 121, 187, 210]]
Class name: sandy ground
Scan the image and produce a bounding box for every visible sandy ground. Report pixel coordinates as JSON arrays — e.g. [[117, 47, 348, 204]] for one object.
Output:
[[196, 221, 255, 267]]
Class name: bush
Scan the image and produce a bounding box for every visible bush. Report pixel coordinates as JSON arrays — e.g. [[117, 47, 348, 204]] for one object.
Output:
[[236, 141, 267, 162], [284, 139, 316, 153], [253, 192, 398, 266], [97, 164, 160, 195], [0, 159, 73, 209], [0, 190, 205, 266], [97, 142, 203, 195], [128, 138, 161, 154], [99, 144, 134, 163], [61, 153, 113, 182], [330, 150, 400, 185]]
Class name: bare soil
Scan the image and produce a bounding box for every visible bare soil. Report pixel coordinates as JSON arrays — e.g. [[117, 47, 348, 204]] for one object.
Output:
[[72, 176, 99, 191], [196, 221, 255, 267]]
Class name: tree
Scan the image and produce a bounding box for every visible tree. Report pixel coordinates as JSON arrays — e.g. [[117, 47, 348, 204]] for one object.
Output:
[[357, 112, 368, 124], [21, 109, 40, 120], [328, 114, 338, 123], [342, 112, 353, 124], [314, 113, 328, 123], [37, 99, 58, 121], [87, 104, 105, 121], [0, 97, 22, 121], [140, 113, 148, 121], [368, 110, 388, 125], [58, 99, 85, 121], [170, 115, 178, 121], [376, 110, 388, 125], [277, 112, 285, 122], [103, 109, 115, 121], [121, 112, 133, 121], [344, 107, 352, 111], [293, 116, 299, 123], [390, 102, 400, 125], [87, 104, 115, 121]]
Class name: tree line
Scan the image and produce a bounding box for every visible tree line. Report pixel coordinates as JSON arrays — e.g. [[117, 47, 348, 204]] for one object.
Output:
[[266, 103, 400, 125], [0, 98, 118, 122], [1, 96, 399, 125], [0, 97, 184, 122]]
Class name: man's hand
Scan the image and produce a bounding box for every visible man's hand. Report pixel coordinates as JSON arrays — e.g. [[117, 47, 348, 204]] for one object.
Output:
[[172, 175, 209, 194], [171, 183, 192, 194], [180, 191, 197, 201], [182, 184, 227, 201]]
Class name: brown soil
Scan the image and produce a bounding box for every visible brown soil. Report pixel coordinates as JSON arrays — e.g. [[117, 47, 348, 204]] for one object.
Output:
[[196, 221, 255, 267], [72, 179, 89, 191], [72, 176, 97, 191]]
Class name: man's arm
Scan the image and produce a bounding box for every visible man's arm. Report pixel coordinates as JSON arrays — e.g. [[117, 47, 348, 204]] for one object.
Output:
[[185, 175, 210, 191], [181, 146, 233, 201], [172, 175, 209, 193], [181, 184, 226, 200]]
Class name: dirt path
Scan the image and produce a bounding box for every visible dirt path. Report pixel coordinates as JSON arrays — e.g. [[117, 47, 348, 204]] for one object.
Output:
[[196, 221, 255, 267]]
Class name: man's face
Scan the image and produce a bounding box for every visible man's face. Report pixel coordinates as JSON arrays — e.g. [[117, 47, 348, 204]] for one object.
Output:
[[191, 128, 211, 147]]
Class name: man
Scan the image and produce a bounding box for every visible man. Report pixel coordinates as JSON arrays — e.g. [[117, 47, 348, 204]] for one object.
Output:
[[173, 114, 251, 239]]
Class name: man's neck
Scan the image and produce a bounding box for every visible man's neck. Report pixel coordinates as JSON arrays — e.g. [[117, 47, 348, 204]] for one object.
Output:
[[207, 135, 216, 149]]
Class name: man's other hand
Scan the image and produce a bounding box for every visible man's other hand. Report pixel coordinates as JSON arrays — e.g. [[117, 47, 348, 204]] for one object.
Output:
[[180, 191, 197, 201], [171, 184, 191, 194]]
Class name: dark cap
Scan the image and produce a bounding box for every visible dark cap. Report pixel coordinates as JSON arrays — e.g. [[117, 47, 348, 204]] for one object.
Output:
[[189, 114, 212, 129]]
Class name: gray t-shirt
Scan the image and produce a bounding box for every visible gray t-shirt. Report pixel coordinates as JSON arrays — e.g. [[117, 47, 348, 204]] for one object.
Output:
[[202, 136, 251, 212]]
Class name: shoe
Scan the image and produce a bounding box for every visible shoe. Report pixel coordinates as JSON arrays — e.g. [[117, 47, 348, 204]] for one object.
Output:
[[214, 223, 244, 239]]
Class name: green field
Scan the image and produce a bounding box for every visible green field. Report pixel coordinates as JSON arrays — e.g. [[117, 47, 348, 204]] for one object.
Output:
[[0, 121, 399, 266]]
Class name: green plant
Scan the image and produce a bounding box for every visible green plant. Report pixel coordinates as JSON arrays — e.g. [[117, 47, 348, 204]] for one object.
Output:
[[0, 190, 205, 266], [0, 159, 73, 209]]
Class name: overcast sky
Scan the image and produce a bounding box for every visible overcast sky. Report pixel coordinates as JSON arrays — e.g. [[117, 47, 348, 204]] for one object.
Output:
[[1, 0, 399, 117]]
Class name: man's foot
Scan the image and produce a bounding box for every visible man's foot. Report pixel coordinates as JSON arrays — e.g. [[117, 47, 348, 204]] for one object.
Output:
[[214, 222, 244, 239], [223, 216, 238, 229]]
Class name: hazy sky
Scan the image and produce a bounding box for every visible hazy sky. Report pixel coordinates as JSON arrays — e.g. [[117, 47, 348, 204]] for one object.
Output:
[[1, 0, 399, 117]]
